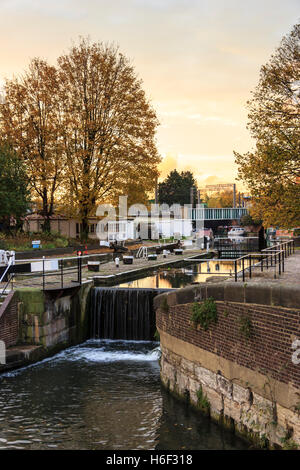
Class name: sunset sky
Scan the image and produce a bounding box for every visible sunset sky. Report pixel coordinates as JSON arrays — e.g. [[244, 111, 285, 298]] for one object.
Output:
[[0, 0, 299, 189]]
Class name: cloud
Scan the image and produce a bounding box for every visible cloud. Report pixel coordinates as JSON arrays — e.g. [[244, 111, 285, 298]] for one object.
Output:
[[0, 0, 298, 184]]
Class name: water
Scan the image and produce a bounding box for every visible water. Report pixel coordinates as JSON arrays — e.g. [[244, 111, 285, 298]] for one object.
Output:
[[0, 340, 250, 450], [90, 288, 159, 340], [118, 260, 237, 289]]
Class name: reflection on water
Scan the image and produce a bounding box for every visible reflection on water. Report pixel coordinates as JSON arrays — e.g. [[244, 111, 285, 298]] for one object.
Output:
[[0, 340, 250, 450], [119, 260, 245, 289]]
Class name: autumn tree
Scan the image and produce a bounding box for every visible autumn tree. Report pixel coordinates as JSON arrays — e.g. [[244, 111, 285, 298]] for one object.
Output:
[[158, 170, 197, 206], [204, 190, 234, 208], [0, 144, 31, 231], [234, 22, 300, 228], [0, 59, 64, 232], [57, 39, 160, 239]]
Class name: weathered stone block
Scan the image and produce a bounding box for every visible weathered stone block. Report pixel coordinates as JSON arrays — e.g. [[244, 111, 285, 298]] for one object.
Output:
[[174, 286, 197, 306], [216, 373, 233, 399], [203, 385, 223, 414], [194, 365, 216, 389], [244, 283, 272, 306], [271, 284, 300, 309], [233, 383, 251, 405], [224, 396, 241, 422], [206, 283, 225, 301], [224, 282, 245, 303]]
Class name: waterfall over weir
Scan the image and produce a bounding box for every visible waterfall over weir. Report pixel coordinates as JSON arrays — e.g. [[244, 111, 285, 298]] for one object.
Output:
[[90, 288, 165, 341]]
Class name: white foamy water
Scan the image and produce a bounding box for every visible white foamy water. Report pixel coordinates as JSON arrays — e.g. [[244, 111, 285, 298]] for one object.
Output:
[[0, 340, 160, 378], [69, 347, 160, 363], [64, 340, 161, 363]]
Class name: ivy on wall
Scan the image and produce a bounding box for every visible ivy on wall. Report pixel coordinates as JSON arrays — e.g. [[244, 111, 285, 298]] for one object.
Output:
[[191, 298, 217, 331]]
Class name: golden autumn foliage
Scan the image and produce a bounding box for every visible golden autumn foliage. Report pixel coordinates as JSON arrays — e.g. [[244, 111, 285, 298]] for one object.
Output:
[[234, 23, 300, 228], [0, 38, 160, 237], [1, 58, 64, 231], [204, 190, 234, 208]]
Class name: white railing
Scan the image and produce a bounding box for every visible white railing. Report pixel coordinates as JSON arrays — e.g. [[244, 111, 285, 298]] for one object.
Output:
[[188, 207, 248, 220], [136, 246, 148, 259]]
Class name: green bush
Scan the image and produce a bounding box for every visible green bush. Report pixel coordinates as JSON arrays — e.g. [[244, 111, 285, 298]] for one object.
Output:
[[43, 242, 56, 250], [239, 315, 253, 339], [55, 237, 69, 248], [191, 298, 217, 331]]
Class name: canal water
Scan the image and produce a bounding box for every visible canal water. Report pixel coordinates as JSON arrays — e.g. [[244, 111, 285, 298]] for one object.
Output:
[[118, 260, 242, 289], [0, 340, 250, 450]]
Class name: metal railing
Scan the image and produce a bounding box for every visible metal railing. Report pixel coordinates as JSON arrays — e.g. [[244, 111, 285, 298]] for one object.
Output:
[[185, 239, 295, 282], [13, 251, 121, 290], [3, 238, 295, 291], [0, 272, 14, 298], [188, 207, 248, 221], [0, 257, 15, 298], [12, 254, 88, 291], [40, 255, 83, 291]]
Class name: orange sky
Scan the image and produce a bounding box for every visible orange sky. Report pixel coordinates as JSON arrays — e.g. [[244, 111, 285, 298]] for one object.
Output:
[[0, 0, 299, 190]]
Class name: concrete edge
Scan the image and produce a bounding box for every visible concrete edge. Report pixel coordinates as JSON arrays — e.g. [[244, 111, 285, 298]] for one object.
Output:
[[153, 281, 300, 310]]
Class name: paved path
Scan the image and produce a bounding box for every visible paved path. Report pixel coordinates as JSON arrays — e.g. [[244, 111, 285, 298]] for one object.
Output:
[[4, 247, 299, 291], [10, 248, 208, 290], [235, 249, 300, 284]]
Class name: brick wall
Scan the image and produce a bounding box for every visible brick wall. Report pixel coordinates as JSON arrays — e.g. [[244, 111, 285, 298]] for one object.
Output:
[[0, 293, 18, 348], [156, 300, 300, 389]]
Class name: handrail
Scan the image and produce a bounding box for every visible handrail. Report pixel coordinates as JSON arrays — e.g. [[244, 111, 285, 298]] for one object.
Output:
[[9, 239, 295, 288], [186, 239, 294, 282], [15, 252, 110, 264], [0, 257, 13, 283], [0, 273, 14, 297]]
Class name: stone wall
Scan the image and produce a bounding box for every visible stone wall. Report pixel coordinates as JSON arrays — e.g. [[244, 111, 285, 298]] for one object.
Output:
[[15, 282, 92, 350], [155, 282, 300, 449], [0, 282, 93, 372]]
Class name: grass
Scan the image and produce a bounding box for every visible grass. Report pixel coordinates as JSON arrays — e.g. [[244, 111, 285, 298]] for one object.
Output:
[[196, 386, 210, 415], [0, 231, 72, 252]]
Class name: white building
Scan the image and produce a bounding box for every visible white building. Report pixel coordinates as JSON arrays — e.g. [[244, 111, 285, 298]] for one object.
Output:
[[96, 216, 193, 242]]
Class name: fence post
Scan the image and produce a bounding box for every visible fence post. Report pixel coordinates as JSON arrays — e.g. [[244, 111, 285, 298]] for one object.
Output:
[[234, 259, 237, 282], [278, 252, 281, 276], [79, 256, 82, 285], [242, 257, 245, 282], [60, 259, 64, 288], [249, 254, 252, 279], [42, 256, 45, 291]]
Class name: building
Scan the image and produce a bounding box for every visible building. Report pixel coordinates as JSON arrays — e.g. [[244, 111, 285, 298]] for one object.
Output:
[[23, 213, 194, 242]]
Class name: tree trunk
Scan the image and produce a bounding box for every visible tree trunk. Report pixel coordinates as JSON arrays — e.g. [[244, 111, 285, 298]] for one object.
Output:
[[80, 202, 90, 242], [41, 187, 51, 233], [42, 216, 51, 233]]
